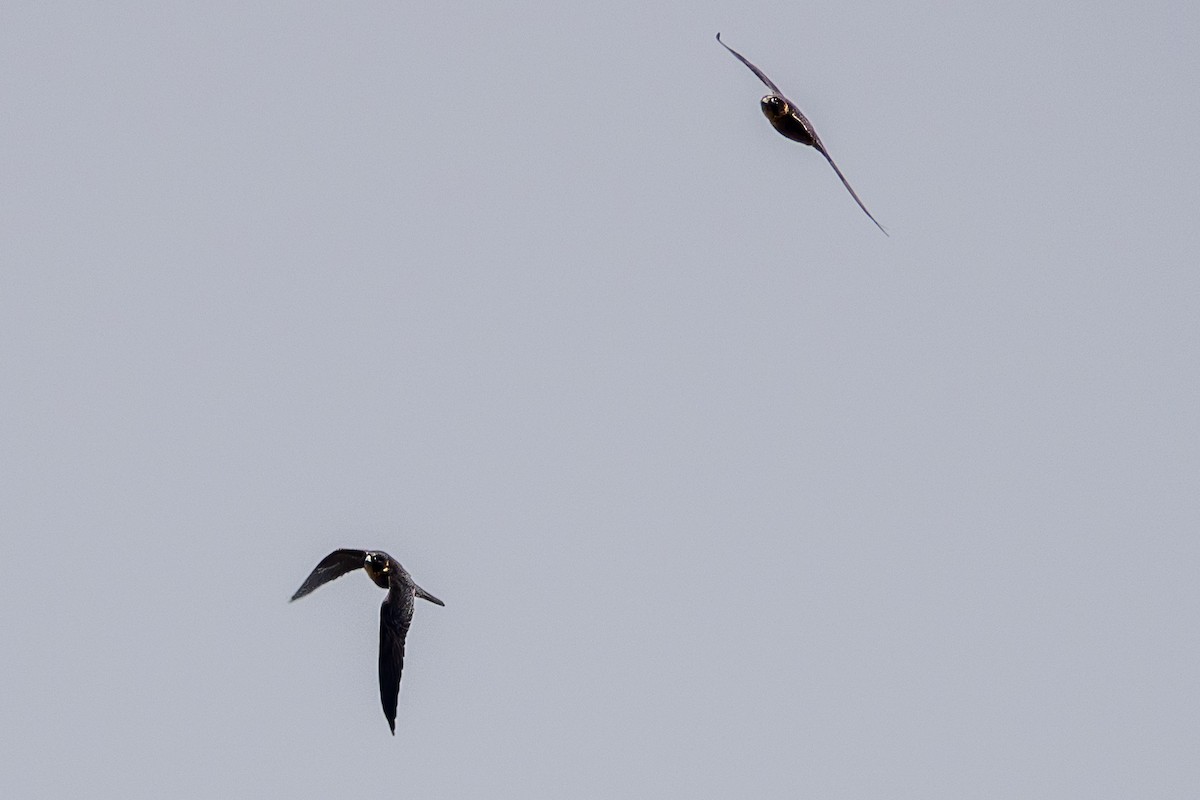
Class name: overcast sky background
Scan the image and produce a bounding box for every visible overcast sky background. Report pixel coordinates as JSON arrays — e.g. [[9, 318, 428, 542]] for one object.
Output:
[[3, 1, 1199, 797]]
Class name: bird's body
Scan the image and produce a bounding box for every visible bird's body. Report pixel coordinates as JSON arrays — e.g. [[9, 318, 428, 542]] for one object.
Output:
[[291, 549, 444, 734], [760, 97, 818, 146], [716, 32, 887, 235]]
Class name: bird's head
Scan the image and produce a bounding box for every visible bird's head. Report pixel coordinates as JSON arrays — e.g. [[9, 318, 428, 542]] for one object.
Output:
[[364, 551, 392, 588], [760, 94, 790, 120]]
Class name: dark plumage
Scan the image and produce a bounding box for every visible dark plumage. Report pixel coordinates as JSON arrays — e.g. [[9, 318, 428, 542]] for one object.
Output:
[[291, 549, 444, 734], [716, 32, 887, 235]]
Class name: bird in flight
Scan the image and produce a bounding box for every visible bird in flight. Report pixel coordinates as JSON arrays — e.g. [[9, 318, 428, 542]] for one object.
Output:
[[716, 32, 887, 235], [291, 548, 444, 734]]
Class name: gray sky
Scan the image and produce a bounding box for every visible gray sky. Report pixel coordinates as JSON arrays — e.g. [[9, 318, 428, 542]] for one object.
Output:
[[3, 1, 1199, 797]]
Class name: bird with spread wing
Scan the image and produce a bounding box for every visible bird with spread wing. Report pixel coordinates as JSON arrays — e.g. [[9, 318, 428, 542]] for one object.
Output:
[[717, 33, 887, 235], [291, 548, 444, 735]]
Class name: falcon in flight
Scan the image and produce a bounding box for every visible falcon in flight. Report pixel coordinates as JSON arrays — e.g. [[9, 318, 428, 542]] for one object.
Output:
[[717, 32, 887, 235], [291, 548, 444, 734]]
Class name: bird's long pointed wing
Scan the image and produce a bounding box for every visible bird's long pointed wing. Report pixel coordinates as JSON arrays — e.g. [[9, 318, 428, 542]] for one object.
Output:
[[378, 598, 412, 735], [415, 584, 445, 607], [290, 549, 367, 601], [716, 33, 785, 98], [816, 146, 888, 235]]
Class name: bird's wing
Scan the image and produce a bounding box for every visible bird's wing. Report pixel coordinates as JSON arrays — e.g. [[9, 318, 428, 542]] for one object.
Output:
[[814, 144, 888, 235], [378, 597, 413, 735], [289, 549, 367, 601], [415, 584, 445, 606], [716, 33, 785, 98]]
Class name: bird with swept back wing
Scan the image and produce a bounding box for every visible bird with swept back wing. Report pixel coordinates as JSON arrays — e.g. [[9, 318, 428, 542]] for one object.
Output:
[[291, 548, 444, 735]]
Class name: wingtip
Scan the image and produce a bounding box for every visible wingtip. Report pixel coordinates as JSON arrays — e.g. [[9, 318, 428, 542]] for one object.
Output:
[[416, 586, 446, 606]]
